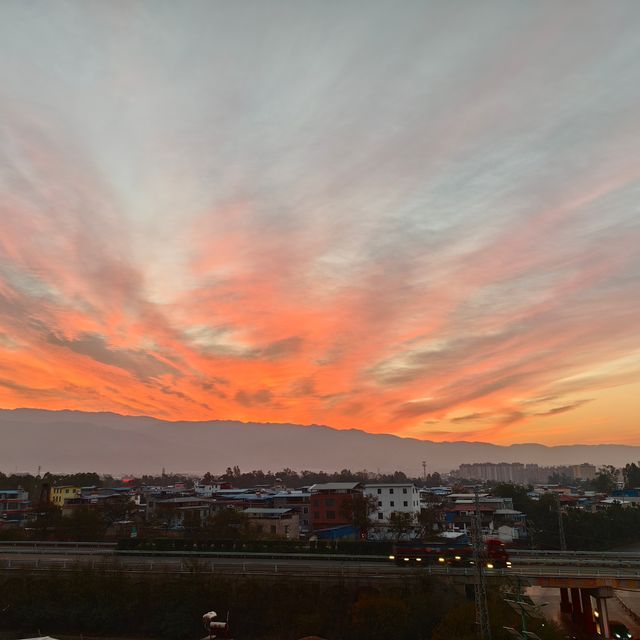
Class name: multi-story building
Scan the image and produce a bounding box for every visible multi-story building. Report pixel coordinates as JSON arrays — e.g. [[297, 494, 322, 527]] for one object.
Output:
[[194, 481, 233, 497], [309, 482, 363, 532], [0, 488, 31, 523], [244, 508, 300, 539], [363, 483, 420, 523], [456, 462, 597, 485], [272, 489, 311, 534], [571, 463, 596, 481], [50, 485, 81, 507]]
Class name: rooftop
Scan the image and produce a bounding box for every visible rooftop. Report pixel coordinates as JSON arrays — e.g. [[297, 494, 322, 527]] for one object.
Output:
[[310, 482, 362, 492], [244, 508, 294, 517]]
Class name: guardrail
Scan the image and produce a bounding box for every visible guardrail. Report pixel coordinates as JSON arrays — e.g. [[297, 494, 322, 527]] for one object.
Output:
[[1, 556, 640, 580], [0, 540, 116, 548], [2, 542, 640, 569], [511, 549, 640, 559]]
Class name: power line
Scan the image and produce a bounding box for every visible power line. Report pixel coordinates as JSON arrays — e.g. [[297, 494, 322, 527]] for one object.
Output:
[[472, 486, 492, 640], [556, 494, 567, 551]]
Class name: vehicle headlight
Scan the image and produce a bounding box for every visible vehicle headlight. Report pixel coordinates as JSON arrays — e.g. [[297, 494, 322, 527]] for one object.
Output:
[[486, 563, 494, 569], [506, 561, 512, 566], [388, 555, 395, 560], [416, 557, 422, 562], [438, 557, 445, 562], [404, 557, 410, 562], [455, 555, 461, 560]]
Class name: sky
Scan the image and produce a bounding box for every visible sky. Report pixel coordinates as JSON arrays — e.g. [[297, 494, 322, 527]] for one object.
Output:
[[0, 1, 639, 446]]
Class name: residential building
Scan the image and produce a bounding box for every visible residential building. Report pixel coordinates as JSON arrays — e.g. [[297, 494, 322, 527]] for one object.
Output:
[[194, 482, 232, 497], [50, 486, 81, 507], [455, 462, 597, 484], [364, 483, 420, 523], [0, 488, 31, 523], [309, 482, 363, 532], [146, 496, 213, 529], [571, 463, 596, 481], [272, 489, 311, 533], [244, 508, 300, 539]]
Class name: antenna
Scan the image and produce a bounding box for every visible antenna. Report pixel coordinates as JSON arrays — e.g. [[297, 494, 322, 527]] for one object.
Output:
[[422, 461, 427, 482], [472, 486, 491, 639]]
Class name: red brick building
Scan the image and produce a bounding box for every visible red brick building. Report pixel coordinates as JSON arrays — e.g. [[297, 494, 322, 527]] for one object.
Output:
[[309, 482, 363, 532]]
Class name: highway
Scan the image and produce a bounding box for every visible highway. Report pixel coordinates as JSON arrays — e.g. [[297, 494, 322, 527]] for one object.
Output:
[[2, 543, 640, 588]]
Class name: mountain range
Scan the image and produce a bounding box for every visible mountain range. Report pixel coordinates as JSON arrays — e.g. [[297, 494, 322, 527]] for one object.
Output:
[[1, 408, 639, 476]]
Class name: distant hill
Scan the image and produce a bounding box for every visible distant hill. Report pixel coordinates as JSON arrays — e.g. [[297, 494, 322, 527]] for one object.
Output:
[[1, 408, 639, 476]]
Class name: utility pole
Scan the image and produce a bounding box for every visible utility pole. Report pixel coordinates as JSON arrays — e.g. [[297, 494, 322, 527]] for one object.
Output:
[[422, 460, 427, 483], [556, 494, 567, 551], [472, 487, 492, 640]]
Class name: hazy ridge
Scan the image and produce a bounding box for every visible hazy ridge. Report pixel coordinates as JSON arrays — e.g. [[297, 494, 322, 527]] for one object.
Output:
[[2, 408, 639, 475]]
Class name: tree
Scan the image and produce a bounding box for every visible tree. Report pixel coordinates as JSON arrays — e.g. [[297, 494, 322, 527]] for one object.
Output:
[[623, 462, 640, 489], [593, 465, 618, 493], [339, 493, 377, 535], [548, 471, 572, 485], [204, 508, 250, 539], [101, 499, 137, 527], [348, 594, 409, 640], [60, 506, 107, 540], [424, 471, 442, 487], [31, 503, 63, 539], [388, 511, 415, 541], [417, 506, 440, 537], [492, 483, 532, 512]]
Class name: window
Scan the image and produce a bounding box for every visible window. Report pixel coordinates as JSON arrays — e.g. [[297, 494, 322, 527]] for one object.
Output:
[[314, 511, 320, 520], [389, 488, 394, 494], [325, 498, 335, 507], [378, 513, 384, 520], [270, 525, 277, 534], [403, 488, 407, 494], [378, 501, 382, 506], [326, 510, 336, 520], [303, 507, 308, 514], [377, 488, 382, 494], [390, 501, 394, 507], [403, 501, 408, 507]]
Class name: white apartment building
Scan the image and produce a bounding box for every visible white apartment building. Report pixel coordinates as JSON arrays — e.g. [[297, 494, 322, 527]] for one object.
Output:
[[364, 483, 421, 523], [194, 482, 225, 497]]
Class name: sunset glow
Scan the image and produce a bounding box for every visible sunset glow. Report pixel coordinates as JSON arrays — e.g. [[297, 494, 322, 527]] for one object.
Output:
[[1, 2, 639, 445]]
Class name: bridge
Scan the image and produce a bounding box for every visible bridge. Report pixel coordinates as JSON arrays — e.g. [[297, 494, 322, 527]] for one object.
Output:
[[1, 542, 639, 637]]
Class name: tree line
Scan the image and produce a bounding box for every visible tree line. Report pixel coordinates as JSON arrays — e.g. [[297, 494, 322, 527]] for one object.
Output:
[[215, 466, 443, 488]]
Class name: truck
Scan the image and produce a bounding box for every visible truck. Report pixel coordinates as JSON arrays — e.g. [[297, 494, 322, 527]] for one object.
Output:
[[389, 537, 511, 568]]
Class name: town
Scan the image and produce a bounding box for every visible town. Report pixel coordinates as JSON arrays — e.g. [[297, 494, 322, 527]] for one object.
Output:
[[3, 462, 640, 640], [2, 461, 640, 550]]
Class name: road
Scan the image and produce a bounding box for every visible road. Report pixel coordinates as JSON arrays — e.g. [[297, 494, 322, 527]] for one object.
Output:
[[2, 549, 640, 587], [528, 586, 640, 638]]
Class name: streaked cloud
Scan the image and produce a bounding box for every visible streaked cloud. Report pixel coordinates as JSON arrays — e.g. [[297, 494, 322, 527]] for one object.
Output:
[[0, 1, 639, 444]]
